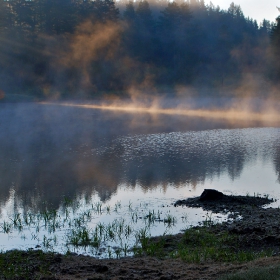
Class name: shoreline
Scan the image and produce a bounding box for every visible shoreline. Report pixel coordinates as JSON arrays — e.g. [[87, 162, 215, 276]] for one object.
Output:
[[1, 194, 280, 279]]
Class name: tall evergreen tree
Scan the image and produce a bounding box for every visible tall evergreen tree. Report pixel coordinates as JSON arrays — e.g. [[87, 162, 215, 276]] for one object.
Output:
[[93, 0, 119, 23], [260, 19, 272, 34], [134, 1, 157, 62], [76, 0, 95, 22], [122, 1, 138, 57], [271, 16, 280, 81], [12, 0, 36, 34], [123, 1, 136, 22], [0, 0, 10, 32], [36, 0, 76, 34]]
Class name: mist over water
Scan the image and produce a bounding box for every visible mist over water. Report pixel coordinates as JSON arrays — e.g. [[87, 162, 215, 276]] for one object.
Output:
[[1, 0, 280, 256], [1, 100, 280, 211], [1, 100, 280, 254]]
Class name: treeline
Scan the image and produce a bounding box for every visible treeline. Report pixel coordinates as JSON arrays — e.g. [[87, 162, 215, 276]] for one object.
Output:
[[0, 0, 119, 35], [271, 16, 280, 83], [0, 0, 279, 98]]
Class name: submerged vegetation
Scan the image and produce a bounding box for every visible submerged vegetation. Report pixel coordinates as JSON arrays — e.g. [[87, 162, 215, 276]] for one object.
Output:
[[0, 198, 182, 258], [0, 219, 274, 279], [0, 194, 279, 279], [0, 197, 273, 263]]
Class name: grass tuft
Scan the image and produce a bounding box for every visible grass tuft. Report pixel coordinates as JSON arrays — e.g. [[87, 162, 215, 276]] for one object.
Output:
[[0, 250, 54, 279], [218, 265, 280, 280]]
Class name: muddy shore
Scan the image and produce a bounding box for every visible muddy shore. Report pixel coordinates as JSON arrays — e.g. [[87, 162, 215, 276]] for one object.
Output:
[[173, 193, 280, 256], [2, 194, 280, 280]]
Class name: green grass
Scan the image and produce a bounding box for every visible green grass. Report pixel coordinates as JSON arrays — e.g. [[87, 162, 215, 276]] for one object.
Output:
[[218, 265, 280, 280], [138, 226, 273, 263], [0, 250, 54, 279]]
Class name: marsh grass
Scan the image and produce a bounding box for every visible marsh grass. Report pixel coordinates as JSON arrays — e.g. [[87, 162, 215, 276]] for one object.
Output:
[[0, 250, 53, 279], [0, 221, 12, 234], [0, 200, 270, 263], [218, 265, 280, 280], [134, 223, 273, 263], [0, 199, 180, 258], [93, 202, 102, 214], [164, 213, 176, 226]]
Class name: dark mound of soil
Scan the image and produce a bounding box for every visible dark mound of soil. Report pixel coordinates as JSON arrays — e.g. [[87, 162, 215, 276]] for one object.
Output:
[[174, 192, 274, 214], [174, 191, 280, 256]]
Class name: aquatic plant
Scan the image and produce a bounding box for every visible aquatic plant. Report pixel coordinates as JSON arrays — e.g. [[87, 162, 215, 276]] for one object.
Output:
[[0, 199, 242, 260], [164, 214, 176, 227], [0, 221, 12, 234], [93, 202, 102, 214], [202, 212, 214, 227], [0, 198, 175, 258]]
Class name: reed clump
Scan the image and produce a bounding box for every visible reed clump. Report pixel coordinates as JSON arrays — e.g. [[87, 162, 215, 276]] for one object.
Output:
[[0, 200, 178, 259]]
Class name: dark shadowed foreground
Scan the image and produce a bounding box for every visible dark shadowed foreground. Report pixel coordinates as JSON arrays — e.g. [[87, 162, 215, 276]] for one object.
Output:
[[2, 195, 280, 280], [2, 250, 280, 280]]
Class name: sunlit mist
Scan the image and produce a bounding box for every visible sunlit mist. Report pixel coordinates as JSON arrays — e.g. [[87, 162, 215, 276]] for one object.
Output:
[[40, 101, 280, 125]]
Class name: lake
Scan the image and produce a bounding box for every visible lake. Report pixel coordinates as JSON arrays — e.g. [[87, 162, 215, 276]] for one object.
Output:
[[1, 100, 280, 257]]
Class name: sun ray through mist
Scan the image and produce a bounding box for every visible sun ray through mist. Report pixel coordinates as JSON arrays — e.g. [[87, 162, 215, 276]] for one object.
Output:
[[40, 101, 280, 124]]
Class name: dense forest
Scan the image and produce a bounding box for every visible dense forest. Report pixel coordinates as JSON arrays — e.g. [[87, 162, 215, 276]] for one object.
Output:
[[0, 0, 279, 99]]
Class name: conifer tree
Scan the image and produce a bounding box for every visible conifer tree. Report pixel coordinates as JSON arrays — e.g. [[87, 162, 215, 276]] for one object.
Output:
[[271, 16, 280, 80], [0, 0, 8, 32]]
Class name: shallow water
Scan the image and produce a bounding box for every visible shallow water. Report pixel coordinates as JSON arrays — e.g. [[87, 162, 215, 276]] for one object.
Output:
[[1, 102, 280, 256]]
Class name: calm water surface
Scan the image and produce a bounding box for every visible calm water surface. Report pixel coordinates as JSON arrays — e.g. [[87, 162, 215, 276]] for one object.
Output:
[[1, 102, 280, 256]]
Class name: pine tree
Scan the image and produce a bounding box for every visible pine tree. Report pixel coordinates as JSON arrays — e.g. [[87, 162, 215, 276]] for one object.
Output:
[[134, 0, 157, 62], [93, 0, 119, 23], [0, 0, 10, 32], [271, 16, 280, 81]]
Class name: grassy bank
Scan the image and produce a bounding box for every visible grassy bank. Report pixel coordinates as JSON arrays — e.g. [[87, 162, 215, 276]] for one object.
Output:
[[0, 223, 275, 279], [0, 194, 279, 279]]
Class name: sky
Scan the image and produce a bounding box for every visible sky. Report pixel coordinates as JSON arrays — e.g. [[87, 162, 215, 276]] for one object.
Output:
[[209, 0, 280, 23]]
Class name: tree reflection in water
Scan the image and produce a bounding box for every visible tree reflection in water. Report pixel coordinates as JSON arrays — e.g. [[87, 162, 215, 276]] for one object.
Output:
[[0, 103, 279, 212]]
